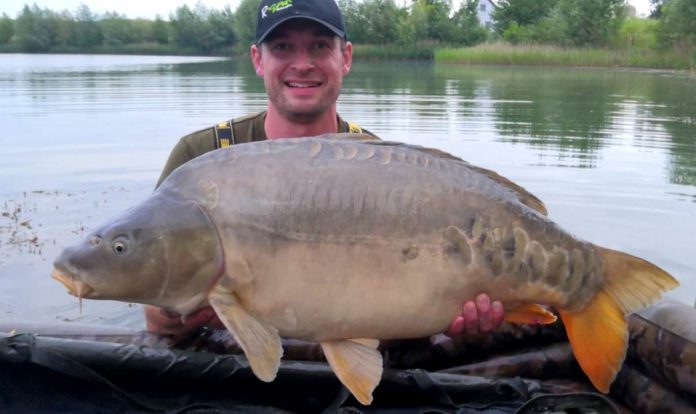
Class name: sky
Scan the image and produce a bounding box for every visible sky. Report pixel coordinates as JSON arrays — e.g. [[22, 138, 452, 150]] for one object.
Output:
[[0, 0, 653, 20]]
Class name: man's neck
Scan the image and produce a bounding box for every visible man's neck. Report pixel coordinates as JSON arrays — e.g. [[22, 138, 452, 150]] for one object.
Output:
[[264, 105, 339, 140]]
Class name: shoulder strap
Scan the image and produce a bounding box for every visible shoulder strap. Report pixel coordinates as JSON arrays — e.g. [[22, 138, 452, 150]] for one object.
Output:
[[214, 119, 235, 149]]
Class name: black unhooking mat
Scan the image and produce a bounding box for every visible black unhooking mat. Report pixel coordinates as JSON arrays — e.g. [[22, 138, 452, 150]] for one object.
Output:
[[0, 333, 619, 414]]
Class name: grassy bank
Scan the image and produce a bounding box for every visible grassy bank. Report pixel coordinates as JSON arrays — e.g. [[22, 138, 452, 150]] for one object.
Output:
[[436, 43, 696, 70]]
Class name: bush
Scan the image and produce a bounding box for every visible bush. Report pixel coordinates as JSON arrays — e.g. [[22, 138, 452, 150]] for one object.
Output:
[[615, 17, 658, 50]]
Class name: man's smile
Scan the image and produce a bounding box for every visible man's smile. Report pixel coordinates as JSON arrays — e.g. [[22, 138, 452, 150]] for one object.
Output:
[[285, 80, 322, 88]]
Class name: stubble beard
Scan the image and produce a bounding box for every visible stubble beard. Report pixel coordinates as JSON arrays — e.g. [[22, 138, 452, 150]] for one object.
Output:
[[268, 81, 342, 125]]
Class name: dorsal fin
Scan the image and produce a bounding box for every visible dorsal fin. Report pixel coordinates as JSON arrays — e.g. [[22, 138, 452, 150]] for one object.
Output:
[[464, 164, 548, 216], [315, 134, 548, 216]]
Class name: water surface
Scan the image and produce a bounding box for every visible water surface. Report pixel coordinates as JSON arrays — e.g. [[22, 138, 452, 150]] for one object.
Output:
[[1, 54, 694, 328]]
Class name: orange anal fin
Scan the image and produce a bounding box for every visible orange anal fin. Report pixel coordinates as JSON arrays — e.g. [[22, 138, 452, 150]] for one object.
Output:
[[321, 339, 383, 405], [558, 290, 628, 393], [504, 304, 557, 325]]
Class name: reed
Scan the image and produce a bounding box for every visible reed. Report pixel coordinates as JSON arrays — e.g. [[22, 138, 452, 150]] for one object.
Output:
[[435, 43, 695, 70]]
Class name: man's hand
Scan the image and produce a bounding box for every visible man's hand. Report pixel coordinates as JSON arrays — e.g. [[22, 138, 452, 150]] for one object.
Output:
[[446, 293, 504, 337], [144, 305, 221, 336]]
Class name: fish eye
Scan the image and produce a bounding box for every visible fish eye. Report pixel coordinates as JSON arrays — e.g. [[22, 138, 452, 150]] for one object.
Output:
[[111, 237, 129, 255]]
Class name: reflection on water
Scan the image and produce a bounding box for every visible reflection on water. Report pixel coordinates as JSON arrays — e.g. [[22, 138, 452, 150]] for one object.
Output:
[[0, 54, 694, 328]]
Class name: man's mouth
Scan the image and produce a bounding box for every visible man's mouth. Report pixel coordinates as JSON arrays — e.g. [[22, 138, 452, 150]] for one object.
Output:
[[285, 81, 322, 88]]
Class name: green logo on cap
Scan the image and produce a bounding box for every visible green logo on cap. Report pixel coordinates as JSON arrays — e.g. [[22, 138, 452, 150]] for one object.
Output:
[[262, 0, 293, 18]]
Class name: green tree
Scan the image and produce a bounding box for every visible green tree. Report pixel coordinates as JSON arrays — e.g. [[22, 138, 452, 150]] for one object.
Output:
[[74, 4, 103, 49], [556, 0, 626, 46], [101, 12, 139, 45], [450, 0, 487, 46], [152, 16, 170, 44], [493, 0, 559, 34], [170, 4, 205, 50], [399, 0, 428, 44], [658, 0, 696, 47], [401, 0, 453, 44], [171, 4, 236, 53], [15, 5, 53, 51], [426, 0, 454, 42], [47, 10, 76, 47], [0, 13, 14, 44], [234, 0, 260, 49], [340, 0, 402, 44], [130, 18, 156, 43], [616, 16, 658, 50], [649, 0, 665, 18], [207, 6, 236, 51]]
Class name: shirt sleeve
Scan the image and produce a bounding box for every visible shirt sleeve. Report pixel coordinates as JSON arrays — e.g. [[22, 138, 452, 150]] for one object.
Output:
[[155, 137, 195, 188]]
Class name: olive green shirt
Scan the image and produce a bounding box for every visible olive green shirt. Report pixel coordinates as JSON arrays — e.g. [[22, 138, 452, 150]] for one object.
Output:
[[156, 111, 377, 187]]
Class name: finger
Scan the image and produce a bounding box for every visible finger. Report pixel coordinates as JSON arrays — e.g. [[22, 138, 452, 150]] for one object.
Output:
[[491, 300, 504, 329], [145, 306, 182, 335], [161, 308, 181, 319], [462, 301, 479, 335], [476, 293, 493, 332], [182, 307, 216, 327], [446, 316, 465, 336]]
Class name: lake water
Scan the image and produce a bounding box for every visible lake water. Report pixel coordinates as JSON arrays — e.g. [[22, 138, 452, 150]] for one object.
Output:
[[1, 53, 694, 329]]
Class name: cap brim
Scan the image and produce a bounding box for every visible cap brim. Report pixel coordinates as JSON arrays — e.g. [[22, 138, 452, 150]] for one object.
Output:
[[256, 16, 346, 44]]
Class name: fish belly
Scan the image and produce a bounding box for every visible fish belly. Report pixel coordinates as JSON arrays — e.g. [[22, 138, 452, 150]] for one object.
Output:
[[224, 232, 517, 342]]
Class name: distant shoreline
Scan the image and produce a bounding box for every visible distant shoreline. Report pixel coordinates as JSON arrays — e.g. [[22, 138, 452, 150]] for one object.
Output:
[[2, 43, 694, 73]]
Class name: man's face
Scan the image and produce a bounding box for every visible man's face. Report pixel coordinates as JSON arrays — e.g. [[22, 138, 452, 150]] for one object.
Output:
[[251, 19, 352, 123]]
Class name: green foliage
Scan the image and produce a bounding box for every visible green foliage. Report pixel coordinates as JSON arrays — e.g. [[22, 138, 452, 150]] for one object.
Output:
[[15, 5, 55, 51], [170, 4, 236, 52], [234, 0, 260, 50], [493, 0, 559, 34], [101, 13, 144, 45], [658, 0, 696, 48], [649, 0, 664, 18], [3, 0, 691, 68], [152, 16, 170, 44], [450, 0, 488, 46], [0, 13, 14, 44], [74, 5, 103, 49], [340, 0, 402, 45], [494, 0, 627, 47], [615, 16, 657, 50], [501, 11, 564, 45], [556, 0, 626, 47]]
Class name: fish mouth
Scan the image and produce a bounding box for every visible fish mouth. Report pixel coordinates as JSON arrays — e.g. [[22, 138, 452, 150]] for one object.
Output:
[[51, 268, 94, 299]]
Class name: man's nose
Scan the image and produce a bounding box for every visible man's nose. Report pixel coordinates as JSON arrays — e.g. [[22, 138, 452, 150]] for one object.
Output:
[[290, 48, 315, 70]]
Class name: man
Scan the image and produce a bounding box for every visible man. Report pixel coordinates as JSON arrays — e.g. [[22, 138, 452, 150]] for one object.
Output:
[[145, 0, 504, 337]]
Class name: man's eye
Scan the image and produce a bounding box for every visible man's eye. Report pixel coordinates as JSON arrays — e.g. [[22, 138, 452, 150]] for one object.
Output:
[[273, 43, 291, 51], [315, 42, 329, 50]]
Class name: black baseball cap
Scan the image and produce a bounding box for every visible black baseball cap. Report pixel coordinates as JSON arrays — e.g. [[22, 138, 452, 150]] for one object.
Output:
[[255, 0, 347, 44]]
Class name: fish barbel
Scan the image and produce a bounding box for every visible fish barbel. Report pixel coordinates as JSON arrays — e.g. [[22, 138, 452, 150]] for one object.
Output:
[[52, 134, 678, 404]]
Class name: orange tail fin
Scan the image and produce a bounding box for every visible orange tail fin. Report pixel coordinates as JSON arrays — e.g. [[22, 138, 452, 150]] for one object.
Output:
[[560, 246, 679, 393]]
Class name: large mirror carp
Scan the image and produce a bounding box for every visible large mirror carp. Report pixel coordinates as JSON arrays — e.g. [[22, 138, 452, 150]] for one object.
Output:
[[52, 134, 678, 405]]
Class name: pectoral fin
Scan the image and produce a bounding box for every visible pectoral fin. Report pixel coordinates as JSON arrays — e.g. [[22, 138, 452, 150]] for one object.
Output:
[[321, 339, 383, 405], [504, 303, 558, 325], [348, 338, 380, 349], [209, 287, 282, 382]]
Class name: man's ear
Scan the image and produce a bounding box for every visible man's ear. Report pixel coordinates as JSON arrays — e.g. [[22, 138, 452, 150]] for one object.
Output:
[[342, 41, 353, 75], [251, 44, 263, 77]]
